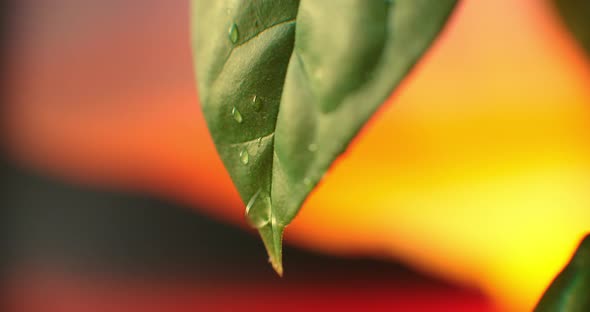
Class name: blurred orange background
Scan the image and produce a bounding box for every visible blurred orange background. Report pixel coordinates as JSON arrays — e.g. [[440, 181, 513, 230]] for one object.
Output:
[[5, 0, 590, 311]]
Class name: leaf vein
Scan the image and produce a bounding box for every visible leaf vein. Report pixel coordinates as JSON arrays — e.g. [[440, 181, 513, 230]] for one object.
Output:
[[210, 18, 297, 88], [224, 132, 275, 147]]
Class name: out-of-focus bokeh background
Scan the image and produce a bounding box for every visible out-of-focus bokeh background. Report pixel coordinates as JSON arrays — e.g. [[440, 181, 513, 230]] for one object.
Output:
[[3, 0, 590, 311]]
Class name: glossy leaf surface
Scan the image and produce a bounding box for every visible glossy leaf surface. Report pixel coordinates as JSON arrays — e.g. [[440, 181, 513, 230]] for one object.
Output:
[[191, 0, 457, 274]]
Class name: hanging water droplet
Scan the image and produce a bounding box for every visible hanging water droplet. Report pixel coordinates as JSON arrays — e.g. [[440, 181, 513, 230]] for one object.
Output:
[[257, 137, 262, 147], [246, 190, 271, 228], [252, 95, 262, 111], [231, 106, 243, 123], [239, 149, 249, 165], [228, 23, 239, 44], [307, 143, 318, 152]]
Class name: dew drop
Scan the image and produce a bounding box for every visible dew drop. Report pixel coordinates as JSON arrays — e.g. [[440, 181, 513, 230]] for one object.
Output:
[[228, 23, 239, 44], [231, 106, 243, 123], [303, 178, 312, 186], [246, 190, 271, 228], [239, 149, 249, 165], [307, 143, 318, 152], [252, 95, 262, 111]]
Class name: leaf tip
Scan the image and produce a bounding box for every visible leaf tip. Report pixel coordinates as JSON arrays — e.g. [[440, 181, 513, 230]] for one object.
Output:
[[257, 220, 285, 277], [270, 255, 284, 277]]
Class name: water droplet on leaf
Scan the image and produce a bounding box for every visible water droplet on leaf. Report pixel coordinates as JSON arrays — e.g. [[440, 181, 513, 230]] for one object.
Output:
[[308, 143, 318, 152], [246, 190, 271, 228], [228, 23, 239, 44], [239, 149, 249, 165], [252, 95, 262, 111], [231, 106, 243, 123]]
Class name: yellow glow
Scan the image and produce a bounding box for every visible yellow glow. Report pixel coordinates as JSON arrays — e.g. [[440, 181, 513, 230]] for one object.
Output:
[[287, 1, 590, 310]]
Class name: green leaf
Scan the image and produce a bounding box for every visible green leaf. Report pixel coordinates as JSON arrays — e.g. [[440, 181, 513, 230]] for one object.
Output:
[[534, 234, 590, 311], [191, 0, 457, 274], [554, 0, 590, 57]]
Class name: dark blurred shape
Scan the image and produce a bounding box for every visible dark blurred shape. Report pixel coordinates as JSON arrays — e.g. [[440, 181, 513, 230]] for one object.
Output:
[[3, 159, 459, 281], [554, 0, 590, 56], [1, 0, 17, 281], [2, 160, 494, 312]]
